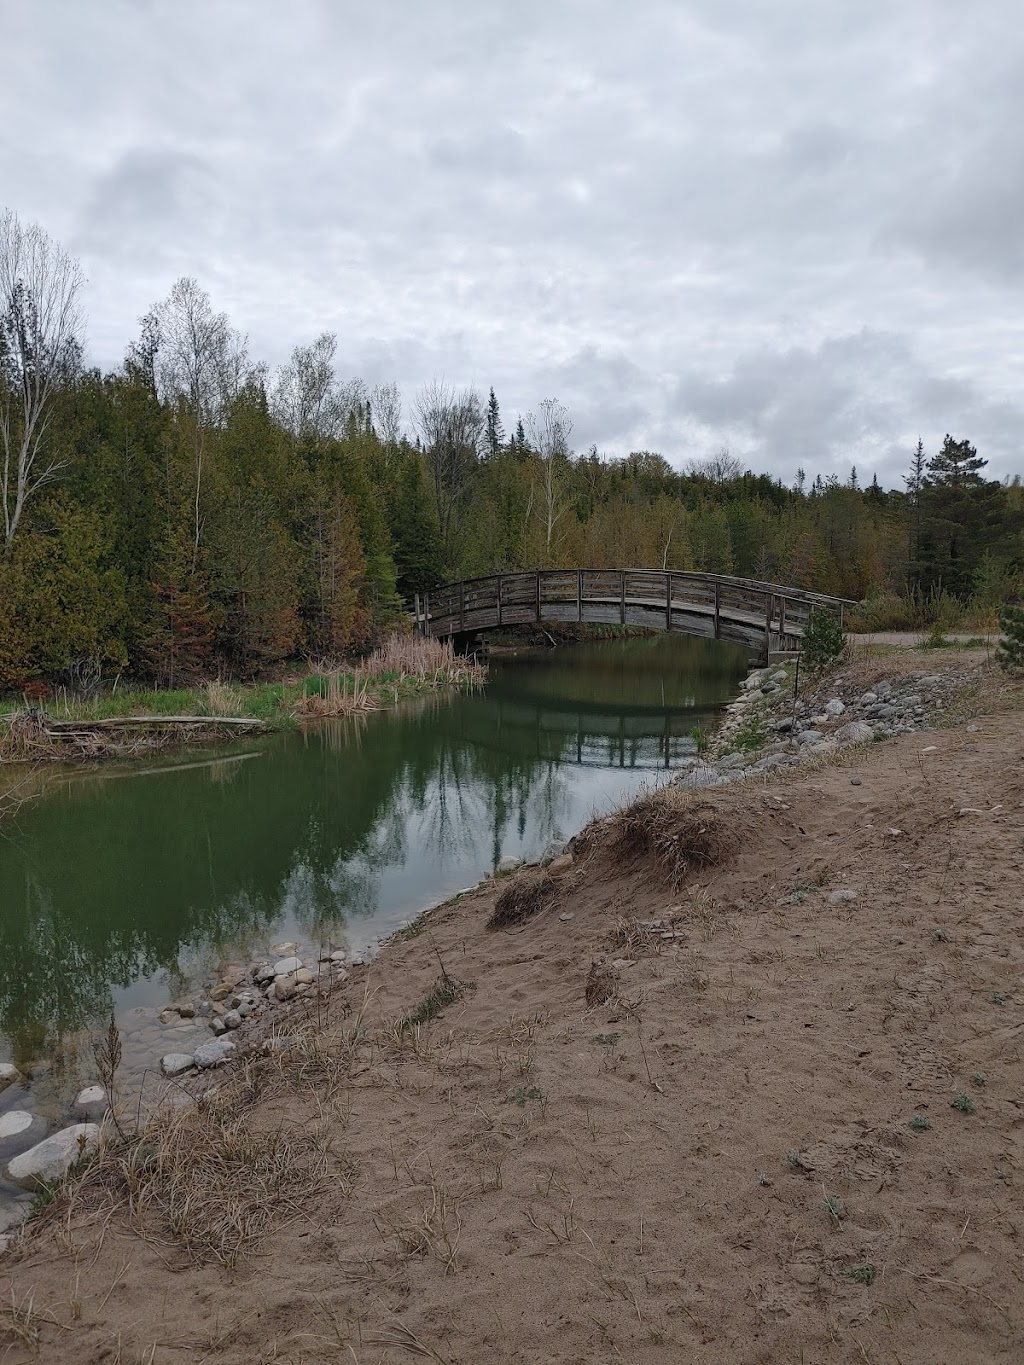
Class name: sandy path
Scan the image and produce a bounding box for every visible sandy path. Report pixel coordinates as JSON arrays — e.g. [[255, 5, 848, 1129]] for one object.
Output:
[[2, 674, 1022, 1364]]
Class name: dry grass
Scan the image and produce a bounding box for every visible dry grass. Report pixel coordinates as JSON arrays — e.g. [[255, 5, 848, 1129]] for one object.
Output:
[[42, 1081, 334, 1268], [294, 633, 485, 720], [487, 872, 560, 930], [609, 792, 738, 890]]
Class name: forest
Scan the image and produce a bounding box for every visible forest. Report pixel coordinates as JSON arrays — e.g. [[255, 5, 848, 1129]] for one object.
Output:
[[2, 210, 1023, 692]]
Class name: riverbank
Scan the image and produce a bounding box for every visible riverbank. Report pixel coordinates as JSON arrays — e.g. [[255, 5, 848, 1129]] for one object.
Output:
[[0, 634, 484, 768], [2, 645, 1021, 1362]]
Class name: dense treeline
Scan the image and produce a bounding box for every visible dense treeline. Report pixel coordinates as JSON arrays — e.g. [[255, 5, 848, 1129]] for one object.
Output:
[[1, 211, 1022, 690]]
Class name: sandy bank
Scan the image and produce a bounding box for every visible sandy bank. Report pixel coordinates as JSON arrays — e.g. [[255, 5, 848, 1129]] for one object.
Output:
[[2, 656, 1022, 1364]]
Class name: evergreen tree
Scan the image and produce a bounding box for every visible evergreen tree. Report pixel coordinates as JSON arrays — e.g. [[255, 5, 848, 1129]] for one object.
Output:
[[485, 387, 505, 459]]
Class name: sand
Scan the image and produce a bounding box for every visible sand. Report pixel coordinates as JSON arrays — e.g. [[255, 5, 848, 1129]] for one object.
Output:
[[2, 665, 1022, 1364]]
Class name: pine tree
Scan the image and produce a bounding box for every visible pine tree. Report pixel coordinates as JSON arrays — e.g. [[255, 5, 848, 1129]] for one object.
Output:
[[485, 387, 505, 459], [996, 602, 1024, 674], [514, 417, 528, 459], [927, 434, 986, 488]]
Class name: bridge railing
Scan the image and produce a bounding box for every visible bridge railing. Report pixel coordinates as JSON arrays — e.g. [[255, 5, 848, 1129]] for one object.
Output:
[[418, 569, 855, 647]]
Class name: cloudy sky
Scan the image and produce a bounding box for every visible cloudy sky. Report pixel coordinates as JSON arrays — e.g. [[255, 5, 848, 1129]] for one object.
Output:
[[3, 0, 1023, 486]]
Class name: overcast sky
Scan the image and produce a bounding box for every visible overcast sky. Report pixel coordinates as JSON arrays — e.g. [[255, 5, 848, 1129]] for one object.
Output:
[[3, 0, 1023, 487]]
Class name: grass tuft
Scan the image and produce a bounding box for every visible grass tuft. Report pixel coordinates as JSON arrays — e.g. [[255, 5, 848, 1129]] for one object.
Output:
[[609, 794, 738, 890], [488, 873, 559, 930]]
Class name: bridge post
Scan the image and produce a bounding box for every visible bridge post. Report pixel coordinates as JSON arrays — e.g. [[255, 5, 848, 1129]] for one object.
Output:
[[459, 582, 465, 633], [665, 572, 671, 631], [414, 592, 421, 635], [620, 571, 626, 626], [497, 576, 503, 629], [714, 580, 721, 639], [535, 572, 541, 625], [577, 568, 583, 623]]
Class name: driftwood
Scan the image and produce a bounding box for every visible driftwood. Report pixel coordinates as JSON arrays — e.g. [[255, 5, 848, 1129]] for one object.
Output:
[[43, 715, 266, 730]]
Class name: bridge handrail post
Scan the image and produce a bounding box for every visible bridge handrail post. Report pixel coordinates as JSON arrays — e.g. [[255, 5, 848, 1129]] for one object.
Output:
[[665, 571, 671, 631], [714, 579, 721, 638], [577, 568, 583, 623], [620, 570, 626, 625], [459, 582, 465, 632], [497, 575, 503, 629]]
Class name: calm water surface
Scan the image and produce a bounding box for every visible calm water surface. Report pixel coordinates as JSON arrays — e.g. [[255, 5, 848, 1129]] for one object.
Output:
[[0, 636, 747, 1113]]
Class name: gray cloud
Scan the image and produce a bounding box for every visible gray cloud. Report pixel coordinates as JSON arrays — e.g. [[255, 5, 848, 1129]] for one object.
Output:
[[2, 0, 1022, 488]]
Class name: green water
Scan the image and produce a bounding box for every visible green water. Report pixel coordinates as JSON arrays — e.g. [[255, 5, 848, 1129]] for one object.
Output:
[[0, 635, 747, 1093]]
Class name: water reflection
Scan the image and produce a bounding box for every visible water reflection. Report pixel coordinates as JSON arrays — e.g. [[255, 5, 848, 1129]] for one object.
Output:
[[0, 635, 747, 1059]]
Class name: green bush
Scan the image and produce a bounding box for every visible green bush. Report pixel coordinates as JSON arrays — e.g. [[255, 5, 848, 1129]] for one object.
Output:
[[800, 608, 848, 675], [996, 603, 1024, 675]]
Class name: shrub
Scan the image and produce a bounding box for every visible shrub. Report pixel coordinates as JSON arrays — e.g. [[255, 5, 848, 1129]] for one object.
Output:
[[996, 603, 1024, 675], [800, 608, 848, 675]]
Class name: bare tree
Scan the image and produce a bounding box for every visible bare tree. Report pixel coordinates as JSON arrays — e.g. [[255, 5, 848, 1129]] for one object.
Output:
[[371, 381, 403, 449], [413, 380, 483, 566], [686, 448, 745, 483], [0, 210, 85, 548], [271, 332, 368, 441], [146, 277, 250, 564], [526, 398, 573, 559]]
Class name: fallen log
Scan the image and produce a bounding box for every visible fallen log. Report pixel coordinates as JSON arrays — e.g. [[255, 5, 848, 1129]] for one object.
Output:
[[43, 715, 266, 731]]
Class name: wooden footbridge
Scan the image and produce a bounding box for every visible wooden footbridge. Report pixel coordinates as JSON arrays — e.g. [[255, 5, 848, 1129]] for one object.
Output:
[[414, 569, 855, 661]]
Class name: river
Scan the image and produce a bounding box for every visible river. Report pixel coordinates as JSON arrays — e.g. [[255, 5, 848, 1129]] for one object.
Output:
[[0, 635, 747, 1122]]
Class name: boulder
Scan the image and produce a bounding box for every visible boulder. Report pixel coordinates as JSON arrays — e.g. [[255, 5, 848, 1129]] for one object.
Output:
[[835, 720, 874, 746], [539, 839, 567, 867], [294, 968, 315, 985], [222, 1010, 242, 1030], [679, 766, 722, 790], [0, 1111, 47, 1161], [273, 956, 303, 977], [858, 692, 877, 707], [72, 1085, 109, 1122], [274, 975, 298, 1002], [193, 1038, 236, 1070], [5, 1124, 101, 1191], [496, 856, 523, 875], [823, 698, 846, 717], [160, 1053, 195, 1077], [253, 962, 276, 984], [0, 1064, 21, 1094]]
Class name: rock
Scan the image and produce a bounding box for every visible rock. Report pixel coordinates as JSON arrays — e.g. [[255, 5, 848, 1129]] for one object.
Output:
[[196, 1001, 213, 1018], [222, 1010, 242, 1030], [548, 853, 574, 875], [558, 912, 575, 922], [209, 983, 233, 1002], [497, 856, 524, 875], [772, 670, 789, 682], [274, 975, 298, 1002], [0, 1063, 21, 1094], [796, 729, 826, 746], [539, 839, 567, 867], [210, 1017, 228, 1036], [835, 720, 873, 745], [858, 692, 877, 706], [718, 752, 745, 769], [679, 767, 722, 790], [193, 1039, 236, 1070], [294, 967, 315, 985], [5, 1124, 101, 1191], [823, 698, 846, 717], [901, 694, 923, 708], [761, 753, 792, 771], [828, 889, 858, 904], [174, 1001, 196, 1019], [330, 950, 347, 963], [160, 1053, 195, 1077], [72, 1085, 109, 1122], [0, 1111, 47, 1160], [273, 956, 303, 977], [271, 941, 298, 956], [850, 776, 862, 785], [874, 679, 892, 698], [0, 1235, 9, 1256], [253, 962, 276, 984], [774, 717, 794, 732]]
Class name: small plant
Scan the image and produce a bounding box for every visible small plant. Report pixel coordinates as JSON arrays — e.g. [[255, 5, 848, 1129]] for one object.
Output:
[[786, 1149, 809, 1170], [989, 991, 1006, 1006], [908, 1114, 931, 1133], [689, 722, 709, 754], [822, 1193, 845, 1220], [933, 927, 951, 943], [971, 1071, 987, 1088], [400, 972, 465, 1029], [733, 712, 768, 752], [844, 1264, 877, 1286], [800, 608, 848, 675], [950, 1093, 976, 1115], [92, 1014, 125, 1139], [995, 603, 1024, 674], [920, 621, 952, 650], [506, 1086, 544, 1106]]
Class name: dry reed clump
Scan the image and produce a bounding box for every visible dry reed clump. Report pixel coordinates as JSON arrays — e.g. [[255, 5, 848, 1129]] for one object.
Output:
[[609, 792, 737, 890], [294, 633, 485, 720], [487, 872, 560, 930], [48, 1083, 332, 1268], [585, 960, 618, 1008]]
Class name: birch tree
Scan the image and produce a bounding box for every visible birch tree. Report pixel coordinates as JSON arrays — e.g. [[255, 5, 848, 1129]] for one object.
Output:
[[527, 397, 573, 560], [0, 210, 85, 548]]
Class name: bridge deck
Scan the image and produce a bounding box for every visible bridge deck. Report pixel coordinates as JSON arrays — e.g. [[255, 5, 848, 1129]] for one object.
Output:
[[416, 569, 854, 660]]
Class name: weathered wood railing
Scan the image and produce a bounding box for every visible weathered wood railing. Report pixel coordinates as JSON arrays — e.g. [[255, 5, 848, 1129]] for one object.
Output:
[[414, 569, 855, 660]]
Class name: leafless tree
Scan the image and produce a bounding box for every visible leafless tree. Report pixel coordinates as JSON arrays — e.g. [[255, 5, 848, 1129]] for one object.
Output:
[[0, 210, 85, 548], [271, 331, 368, 441], [413, 380, 483, 566], [686, 448, 745, 483], [145, 277, 251, 564], [527, 398, 573, 559], [371, 381, 403, 450]]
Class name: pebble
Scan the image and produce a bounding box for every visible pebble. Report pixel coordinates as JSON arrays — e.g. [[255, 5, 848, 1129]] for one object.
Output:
[[850, 776, 862, 786], [558, 912, 575, 922]]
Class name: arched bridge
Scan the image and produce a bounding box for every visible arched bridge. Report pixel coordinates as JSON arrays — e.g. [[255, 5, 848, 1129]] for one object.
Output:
[[414, 569, 855, 661]]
